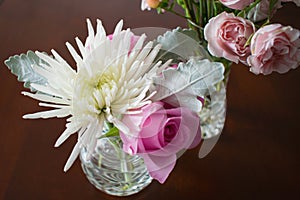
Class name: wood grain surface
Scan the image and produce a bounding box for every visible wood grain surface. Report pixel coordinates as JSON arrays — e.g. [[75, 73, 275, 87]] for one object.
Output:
[[0, 1, 299, 199]]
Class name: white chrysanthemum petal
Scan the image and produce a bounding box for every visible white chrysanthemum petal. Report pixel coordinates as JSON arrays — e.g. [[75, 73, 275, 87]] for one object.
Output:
[[35, 51, 59, 68], [63, 140, 81, 172], [155, 59, 172, 75], [23, 108, 70, 119], [128, 85, 151, 107], [113, 20, 123, 36], [125, 60, 142, 81], [75, 37, 87, 60], [110, 104, 129, 113], [87, 19, 95, 36], [95, 114, 105, 138], [143, 44, 162, 66], [39, 102, 70, 109], [131, 34, 146, 54], [50, 49, 76, 76], [22, 92, 70, 105], [50, 49, 68, 66], [96, 19, 106, 40], [124, 109, 143, 115], [86, 18, 95, 47], [147, 60, 163, 77], [30, 84, 68, 99], [135, 41, 153, 63], [66, 42, 83, 65], [122, 29, 132, 54], [125, 34, 146, 66], [55, 122, 82, 147], [135, 99, 152, 108], [34, 52, 75, 96], [86, 116, 104, 154], [32, 66, 71, 94], [107, 114, 129, 134]]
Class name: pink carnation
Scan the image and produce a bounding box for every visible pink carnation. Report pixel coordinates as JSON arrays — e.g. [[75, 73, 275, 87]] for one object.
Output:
[[247, 24, 300, 75], [204, 12, 255, 64]]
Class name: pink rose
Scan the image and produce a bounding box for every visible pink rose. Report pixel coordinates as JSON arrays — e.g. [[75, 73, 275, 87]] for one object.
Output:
[[219, 0, 254, 10], [247, 0, 282, 22], [247, 24, 300, 75], [204, 12, 256, 64], [120, 102, 201, 183]]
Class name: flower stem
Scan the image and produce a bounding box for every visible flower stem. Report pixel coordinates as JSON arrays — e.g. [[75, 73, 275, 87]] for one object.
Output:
[[163, 7, 190, 19], [183, 0, 202, 39], [107, 137, 132, 191], [120, 149, 132, 190]]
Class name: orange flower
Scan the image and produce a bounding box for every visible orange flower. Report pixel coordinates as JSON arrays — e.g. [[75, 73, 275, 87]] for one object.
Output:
[[146, 0, 161, 8], [141, 0, 161, 10]]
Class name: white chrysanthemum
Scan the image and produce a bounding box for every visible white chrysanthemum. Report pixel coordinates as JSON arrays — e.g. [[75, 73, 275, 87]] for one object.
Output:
[[22, 19, 169, 171]]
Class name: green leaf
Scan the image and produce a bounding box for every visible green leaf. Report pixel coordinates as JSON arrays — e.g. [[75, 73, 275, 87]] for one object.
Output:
[[160, 1, 169, 8], [269, 0, 279, 15], [151, 58, 225, 112], [154, 27, 211, 64], [237, 10, 246, 18], [244, 33, 254, 48], [4, 50, 48, 91], [99, 126, 119, 139], [169, 1, 175, 10], [176, 0, 186, 8]]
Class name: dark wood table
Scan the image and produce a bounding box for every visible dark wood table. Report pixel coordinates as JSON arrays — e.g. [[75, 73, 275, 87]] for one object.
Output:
[[0, 0, 299, 199]]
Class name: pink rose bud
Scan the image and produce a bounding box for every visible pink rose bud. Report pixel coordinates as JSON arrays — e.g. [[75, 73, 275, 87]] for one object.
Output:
[[247, 24, 300, 75], [219, 0, 254, 10], [204, 12, 256, 64]]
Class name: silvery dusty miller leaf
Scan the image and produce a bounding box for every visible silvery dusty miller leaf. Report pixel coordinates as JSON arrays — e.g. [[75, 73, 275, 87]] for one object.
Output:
[[5, 50, 48, 91], [152, 58, 225, 112], [154, 27, 211, 63]]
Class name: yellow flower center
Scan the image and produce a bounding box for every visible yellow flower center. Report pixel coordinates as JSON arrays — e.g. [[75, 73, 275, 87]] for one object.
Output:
[[92, 68, 118, 113], [96, 71, 114, 89]]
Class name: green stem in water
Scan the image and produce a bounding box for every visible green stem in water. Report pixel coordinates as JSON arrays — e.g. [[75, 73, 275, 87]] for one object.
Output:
[[106, 137, 133, 191], [120, 149, 132, 190]]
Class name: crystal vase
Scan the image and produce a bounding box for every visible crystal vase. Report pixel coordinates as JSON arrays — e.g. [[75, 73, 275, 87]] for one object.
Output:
[[199, 73, 229, 139], [79, 136, 152, 196]]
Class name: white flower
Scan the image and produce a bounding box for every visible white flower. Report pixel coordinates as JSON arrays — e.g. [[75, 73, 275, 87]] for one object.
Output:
[[22, 19, 168, 171], [141, 0, 150, 10]]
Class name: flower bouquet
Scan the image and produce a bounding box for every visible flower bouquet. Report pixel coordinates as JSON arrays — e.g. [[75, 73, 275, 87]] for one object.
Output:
[[4, 0, 299, 197], [141, 0, 300, 141]]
